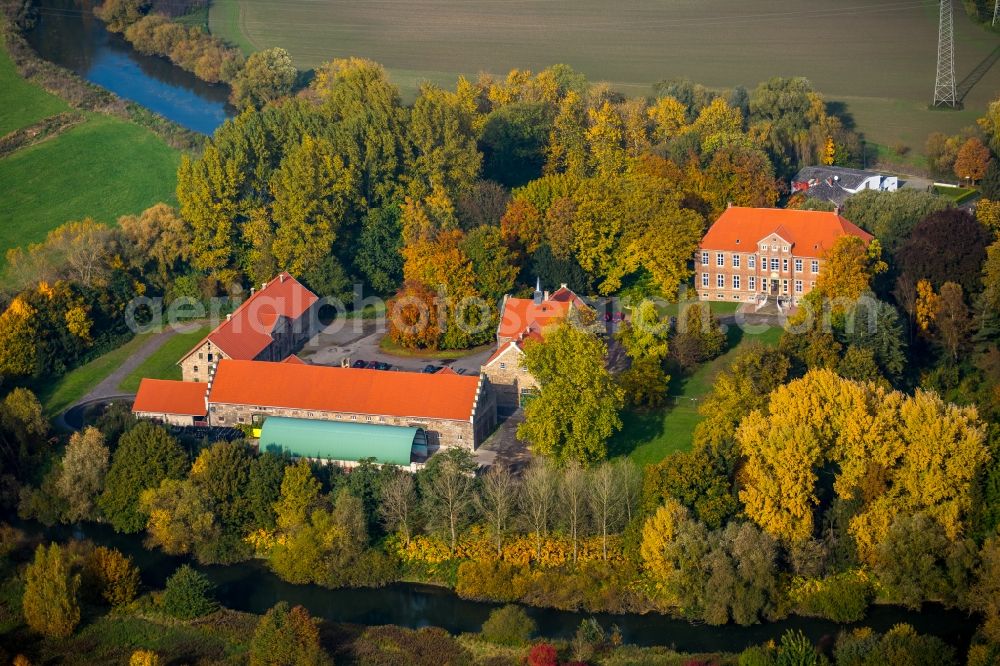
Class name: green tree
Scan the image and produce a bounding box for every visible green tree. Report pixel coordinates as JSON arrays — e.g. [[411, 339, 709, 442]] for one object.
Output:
[[161, 565, 217, 619], [248, 451, 290, 531], [270, 134, 356, 278], [460, 225, 518, 303], [56, 426, 109, 523], [140, 478, 219, 561], [407, 83, 482, 197], [419, 448, 478, 552], [274, 459, 322, 532], [22, 543, 80, 638], [249, 602, 332, 666], [99, 422, 187, 533], [356, 205, 404, 294], [841, 190, 950, 254], [518, 321, 624, 463], [231, 47, 297, 109]]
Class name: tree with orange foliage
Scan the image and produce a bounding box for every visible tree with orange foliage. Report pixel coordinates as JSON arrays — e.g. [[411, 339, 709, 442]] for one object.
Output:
[[388, 280, 442, 350], [500, 198, 544, 257], [954, 137, 991, 185]]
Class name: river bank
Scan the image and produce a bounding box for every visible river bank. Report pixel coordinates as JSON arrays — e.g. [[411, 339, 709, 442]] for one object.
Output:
[[6, 519, 978, 658]]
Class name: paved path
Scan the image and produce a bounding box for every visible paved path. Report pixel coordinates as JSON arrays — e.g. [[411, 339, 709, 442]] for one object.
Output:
[[300, 319, 495, 374], [55, 322, 201, 430]]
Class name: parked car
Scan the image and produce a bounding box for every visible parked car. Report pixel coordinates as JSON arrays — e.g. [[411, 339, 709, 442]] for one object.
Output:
[[365, 360, 380, 369], [375, 362, 392, 370], [422, 365, 439, 373], [352, 359, 367, 368]]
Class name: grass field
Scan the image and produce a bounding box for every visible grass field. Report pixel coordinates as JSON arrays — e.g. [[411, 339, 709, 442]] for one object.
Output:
[[118, 324, 211, 393], [609, 323, 783, 465], [0, 112, 180, 259], [34, 332, 155, 417], [0, 44, 67, 135], [0, 42, 181, 263], [208, 0, 1000, 154]]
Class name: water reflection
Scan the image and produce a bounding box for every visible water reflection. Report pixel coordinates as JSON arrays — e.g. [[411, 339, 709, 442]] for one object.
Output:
[[27, 0, 232, 134]]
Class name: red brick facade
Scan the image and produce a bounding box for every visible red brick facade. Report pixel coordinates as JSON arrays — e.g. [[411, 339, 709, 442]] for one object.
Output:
[[696, 207, 873, 306]]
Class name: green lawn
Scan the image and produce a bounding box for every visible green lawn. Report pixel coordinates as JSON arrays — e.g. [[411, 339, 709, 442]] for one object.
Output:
[[933, 184, 979, 204], [0, 112, 180, 260], [609, 324, 782, 465], [118, 324, 211, 393], [0, 44, 67, 135], [34, 331, 155, 418]]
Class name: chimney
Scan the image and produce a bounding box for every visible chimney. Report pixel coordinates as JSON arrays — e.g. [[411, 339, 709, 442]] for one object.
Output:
[[226, 314, 232, 321], [261, 282, 267, 290], [727, 201, 733, 209], [560, 283, 567, 289], [280, 273, 286, 283], [249, 287, 255, 296], [543, 290, 550, 301], [533, 277, 543, 305]]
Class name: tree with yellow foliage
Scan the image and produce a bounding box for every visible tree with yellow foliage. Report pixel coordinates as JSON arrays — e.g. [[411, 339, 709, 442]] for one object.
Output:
[[586, 101, 627, 176], [647, 96, 688, 143], [129, 650, 161, 666], [822, 136, 836, 165], [546, 90, 588, 178], [639, 500, 689, 601], [815, 235, 887, 307], [0, 296, 39, 378]]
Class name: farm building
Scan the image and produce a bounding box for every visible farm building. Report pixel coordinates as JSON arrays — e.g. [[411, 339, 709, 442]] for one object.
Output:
[[131, 378, 208, 427], [791, 165, 898, 207], [482, 282, 589, 411], [179, 272, 319, 382], [133, 358, 497, 454], [697, 207, 873, 307]]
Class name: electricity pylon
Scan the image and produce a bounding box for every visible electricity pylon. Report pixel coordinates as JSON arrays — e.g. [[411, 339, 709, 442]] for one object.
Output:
[[933, 0, 957, 107]]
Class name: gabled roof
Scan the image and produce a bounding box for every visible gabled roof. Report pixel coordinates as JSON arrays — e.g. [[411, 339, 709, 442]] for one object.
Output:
[[133, 379, 207, 416], [498, 297, 570, 341], [701, 207, 872, 257], [484, 340, 524, 366], [209, 359, 482, 422], [281, 354, 306, 364], [181, 273, 318, 363], [548, 285, 588, 309], [793, 165, 881, 191]]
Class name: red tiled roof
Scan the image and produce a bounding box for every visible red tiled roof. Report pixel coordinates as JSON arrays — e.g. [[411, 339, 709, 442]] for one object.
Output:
[[133, 379, 207, 416], [182, 273, 318, 362], [209, 359, 481, 422], [700, 207, 873, 257], [436, 367, 458, 375], [498, 297, 570, 340], [282, 354, 305, 364], [548, 286, 587, 309]]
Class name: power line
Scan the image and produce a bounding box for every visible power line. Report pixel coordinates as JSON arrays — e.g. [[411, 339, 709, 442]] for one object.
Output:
[[933, 0, 957, 107]]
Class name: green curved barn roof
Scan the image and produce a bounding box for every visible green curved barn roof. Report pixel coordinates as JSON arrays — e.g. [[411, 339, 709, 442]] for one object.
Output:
[[258, 417, 423, 466]]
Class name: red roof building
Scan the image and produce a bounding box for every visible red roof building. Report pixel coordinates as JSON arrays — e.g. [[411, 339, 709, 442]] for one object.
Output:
[[132, 379, 208, 426], [179, 273, 319, 382], [133, 359, 497, 450], [697, 207, 873, 306], [484, 283, 588, 411]]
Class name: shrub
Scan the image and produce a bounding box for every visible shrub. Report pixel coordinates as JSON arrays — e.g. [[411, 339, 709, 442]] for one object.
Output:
[[160, 565, 217, 619], [738, 645, 776, 666], [84, 546, 140, 606], [22, 543, 80, 638], [129, 650, 160, 666], [527, 644, 559, 666], [455, 560, 527, 602], [789, 571, 872, 623], [351, 625, 472, 666], [480, 604, 537, 645], [249, 602, 331, 666]]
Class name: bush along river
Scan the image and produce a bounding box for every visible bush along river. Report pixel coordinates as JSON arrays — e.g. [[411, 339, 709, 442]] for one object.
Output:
[[18, 520, 978, 657], [26, 0, 233, 134]]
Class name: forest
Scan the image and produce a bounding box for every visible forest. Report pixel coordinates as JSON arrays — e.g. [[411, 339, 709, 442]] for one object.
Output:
[[2, 0, 1000, 661]]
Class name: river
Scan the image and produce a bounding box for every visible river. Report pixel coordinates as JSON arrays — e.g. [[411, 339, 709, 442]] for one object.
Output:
[[20, 520, 977, 656], [25, 0, 232, 134]]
